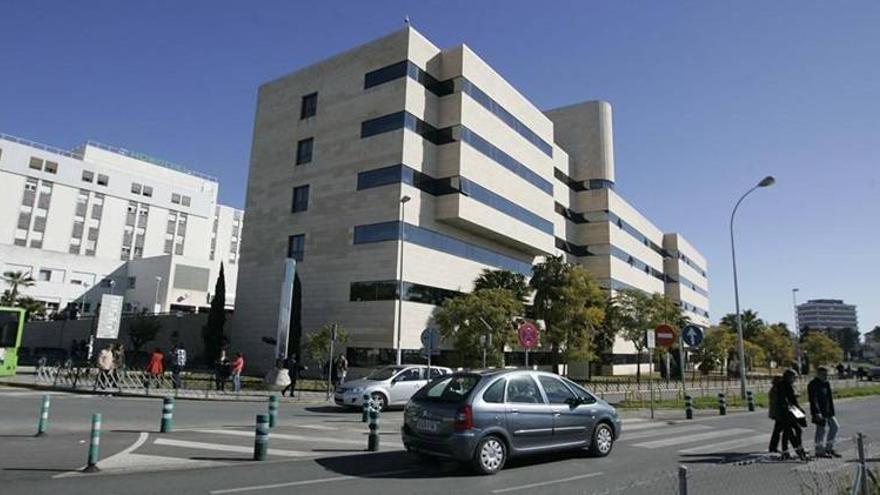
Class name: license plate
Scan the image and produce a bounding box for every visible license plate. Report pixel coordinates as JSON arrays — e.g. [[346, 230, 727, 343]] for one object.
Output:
[[416, 418, 439, 433]]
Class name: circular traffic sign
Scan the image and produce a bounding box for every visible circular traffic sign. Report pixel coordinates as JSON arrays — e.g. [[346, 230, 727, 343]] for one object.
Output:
[[681, 325, 704, 347], [518, 322, 539, 349], [420, 327, 441, 353], [654, 324, 676, 348]]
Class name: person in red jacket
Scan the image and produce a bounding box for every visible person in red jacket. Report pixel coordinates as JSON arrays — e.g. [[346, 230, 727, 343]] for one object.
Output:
[[230, 352, 245, 393], [146, 347, 164, 390]]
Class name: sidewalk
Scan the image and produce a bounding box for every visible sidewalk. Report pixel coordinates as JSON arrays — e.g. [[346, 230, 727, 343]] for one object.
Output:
[[0, 372, 332, 403]]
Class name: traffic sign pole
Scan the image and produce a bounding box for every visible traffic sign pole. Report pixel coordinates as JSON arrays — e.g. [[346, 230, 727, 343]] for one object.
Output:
[[679, 328, 687, 399], [646, 329, 655, 420]]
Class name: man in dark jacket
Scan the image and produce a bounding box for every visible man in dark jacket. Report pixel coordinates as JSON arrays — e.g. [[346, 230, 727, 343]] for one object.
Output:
[[808, 366, 840, 458]]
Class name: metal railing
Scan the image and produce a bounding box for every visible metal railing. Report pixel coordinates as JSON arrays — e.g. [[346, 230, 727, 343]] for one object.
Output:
[[0, 132, 84, 159], [73, 140, 218, 182]]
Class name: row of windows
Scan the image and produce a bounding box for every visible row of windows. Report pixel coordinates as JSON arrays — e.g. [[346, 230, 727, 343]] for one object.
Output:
[[553, 168, 615, 192], [29, 157, 58, 174], [352, 221, 532, 275], [364, 60, 552, 157], [82, 170, 110, 186], [608, 245, 666, 282], [555, 237, 593, 257], [459, 126, 553, 195], [606, 212, 668, 259], [360, 111, 454, 145], [667, 249, 708, 277], [349, 280, 462, 306], [171, 193, 192, 207], [130, 182, 154, 198], [357, 164, 553, 235], [666, 273, 710, 298]]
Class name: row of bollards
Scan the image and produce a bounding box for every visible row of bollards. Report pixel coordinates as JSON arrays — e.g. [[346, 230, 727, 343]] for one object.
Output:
[[682, 390, 756, 419], [34, 391, 385, 471]]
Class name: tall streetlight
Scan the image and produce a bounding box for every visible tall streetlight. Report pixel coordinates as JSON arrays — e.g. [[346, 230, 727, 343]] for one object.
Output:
[[792, 288, 801, 373], [154, 276, 163, 314], [395, 195, 411, 366], [730, 175, 775, 399]]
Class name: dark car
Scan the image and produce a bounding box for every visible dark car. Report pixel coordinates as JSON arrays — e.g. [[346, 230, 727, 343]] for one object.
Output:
[[401, 369, 621, 474]]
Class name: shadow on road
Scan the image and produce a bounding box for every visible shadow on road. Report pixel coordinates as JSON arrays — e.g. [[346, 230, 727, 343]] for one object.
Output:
[[315, 451, 466, 479], [304, 406, 353, 414], [680, 452, 775, 465]]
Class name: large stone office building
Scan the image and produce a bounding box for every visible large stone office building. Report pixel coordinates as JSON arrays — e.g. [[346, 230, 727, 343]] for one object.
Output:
[[233, 27, 709, 374]]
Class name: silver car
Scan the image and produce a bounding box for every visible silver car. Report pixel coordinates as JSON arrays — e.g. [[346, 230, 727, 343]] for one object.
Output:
[[401, 369, 621, 474], [334, 365, 452, 410]]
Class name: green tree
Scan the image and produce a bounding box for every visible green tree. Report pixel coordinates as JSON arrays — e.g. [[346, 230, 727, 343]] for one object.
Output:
[[436, 288, 522, 367], [612, 288, 655, 384], [305, 324, 348, 370], [531, 256, 605, 368], [692, 326, 736, 374], [129, 316, 162, 352], [802, 331, 844, 370], [1, 271, 35, 305], [751, 323, 795, 368], [16, 296, 45, 321], [720, 310, 765, 341], [202, 264, 227, 362], [473, 269, 530, 303], [743, 340, 766, 371]]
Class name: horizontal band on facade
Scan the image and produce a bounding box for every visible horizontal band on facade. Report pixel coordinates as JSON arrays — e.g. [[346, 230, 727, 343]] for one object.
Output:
[[352, 220, 532, 275], [350, 279, 462, 306], [357, 164, 553, 234], [666, 249, 707, 277], [553, 168, 614, 192], [364, 60, 553, 157], [360, 112, 552, 194], [602, 278, 710, 319], [665, 273, 710, 298]]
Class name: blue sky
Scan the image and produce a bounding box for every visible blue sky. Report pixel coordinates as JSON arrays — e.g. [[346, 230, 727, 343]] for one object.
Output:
[[2, 1, 878, 334]]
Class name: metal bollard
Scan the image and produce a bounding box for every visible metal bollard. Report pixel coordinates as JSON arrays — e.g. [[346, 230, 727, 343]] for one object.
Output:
[[362, 394, 371, 423], [746, 390, 755, 412], [254, 413, 269, 461], [678, 465, 688, 495], [717, 393, 726, 416], [367, 408, 380, 451], [83, 413, 102, 473], [160, 397, 175, 433], [684, 395, 693, 420], [36, 394, 51, 437], [268, 395, 279, 428]]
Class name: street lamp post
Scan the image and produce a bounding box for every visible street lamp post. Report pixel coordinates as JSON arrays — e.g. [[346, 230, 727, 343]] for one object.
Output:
[[395, 195, 411, 366], [792, 288, 801, 373], [154, 276, 163, 314], [730, 175, 775, 400]]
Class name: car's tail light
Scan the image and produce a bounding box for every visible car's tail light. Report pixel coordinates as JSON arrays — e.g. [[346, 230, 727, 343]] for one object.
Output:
[[454, 404, 473, 431]]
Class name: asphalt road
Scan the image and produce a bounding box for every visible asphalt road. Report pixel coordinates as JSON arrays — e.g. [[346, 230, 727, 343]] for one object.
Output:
[[1, 386, 877, 495]]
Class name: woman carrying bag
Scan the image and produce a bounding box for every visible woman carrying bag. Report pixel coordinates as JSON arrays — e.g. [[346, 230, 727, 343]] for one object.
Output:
[[779, 368, 809, 461]]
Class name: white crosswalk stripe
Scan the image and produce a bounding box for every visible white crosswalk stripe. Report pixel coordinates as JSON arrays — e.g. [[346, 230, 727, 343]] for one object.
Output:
[[634, 428, 754, 449], [622, 422, 666, 432], [623, 424, 711, 441], [154, 438, 312, 457], [193, 428, 406, 448], [678, 434, 769, 454]]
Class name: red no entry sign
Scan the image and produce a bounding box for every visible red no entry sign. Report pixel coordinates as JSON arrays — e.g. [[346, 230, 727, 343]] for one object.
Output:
[[654, 324, 676, 348], [518, 322, 539, 349]]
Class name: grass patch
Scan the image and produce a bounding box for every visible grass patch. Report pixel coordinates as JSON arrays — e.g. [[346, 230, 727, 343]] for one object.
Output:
[[615, 384, 880, 410]]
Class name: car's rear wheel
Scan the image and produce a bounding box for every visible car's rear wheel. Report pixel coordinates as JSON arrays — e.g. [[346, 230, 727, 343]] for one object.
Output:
[[370, 392, 388, 411], [472, 435, 506, 475], [587, 423, 614, 457]]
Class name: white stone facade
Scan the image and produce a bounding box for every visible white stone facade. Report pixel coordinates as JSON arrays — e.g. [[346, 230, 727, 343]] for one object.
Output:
[[0, 134, 242, 316], [234, 27, 710, 372]]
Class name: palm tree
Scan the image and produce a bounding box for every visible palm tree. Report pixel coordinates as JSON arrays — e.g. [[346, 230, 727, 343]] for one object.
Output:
[[1, 271, 35, 305], [473, 269, 530, 302], [721, 309, 765, 340], [16, 296, 46, 321]]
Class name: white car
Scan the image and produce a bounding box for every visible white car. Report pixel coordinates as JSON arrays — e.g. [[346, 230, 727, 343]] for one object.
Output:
[[334, 365, 452, 410]]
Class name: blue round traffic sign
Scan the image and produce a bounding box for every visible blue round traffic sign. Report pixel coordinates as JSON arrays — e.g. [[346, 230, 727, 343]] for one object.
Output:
[[681, 325, 704, 347]]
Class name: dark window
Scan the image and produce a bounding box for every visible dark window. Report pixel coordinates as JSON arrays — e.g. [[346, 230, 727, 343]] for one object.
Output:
[[44, 161, 58, 174], [361, 111, 406, 138], [538, 376, 577, 404], [364, 61, 409, 89], [357, 165, 403, 190], [142, 186, 153, 197], [287, 234, 305, 261], [482, 378, 506, 403], [29, 157, 43, 170], [506, 375, 543, 404], [97, 174, 109, 186], [295, 138, 313, 165], [291, 185, 309, 212], [460, 127, 553, 194], [395, 368, 422, 382], [82, 170, 95, 183], [353, 221, 398, 244], [349, 281, 397, 302], [300, 92, 318, 119]]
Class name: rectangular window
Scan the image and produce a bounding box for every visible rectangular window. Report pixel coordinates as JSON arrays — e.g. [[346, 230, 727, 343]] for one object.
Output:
[[131, 183, 142, 194], [44, 161, 58, 174], [295, 138, 313, 165], [30, 239, 42, 249], [17, 212, 31, 230], [142, 185, 153, 197], [300, 92, 318, 119], [361, 111, 406, 138], [287, 234, 305, 261], [181, 196, 191, 207], [32, 216, 46, 232], [171, 193, 181, 204], [128, 276, 136, 289], [91, 204, 103, 220], [14, 238, 26, 247], [87, 227, 99, 241], [174, 243, 184, 255], [29, 157, 43, 170], [97, 174, 109, 186], [71, 221, 84, 238], [38, 269, 52, 282], [69, 244, 80, 255], [164, 239, 173, 254], [291, 185, 309, 212], [120, 246, 131, 260], [82, 170, 94, 183]]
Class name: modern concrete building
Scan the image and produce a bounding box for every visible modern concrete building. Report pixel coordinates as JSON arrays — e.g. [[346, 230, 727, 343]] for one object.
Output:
[[233, 27, 709, 373], [797, 299, 859, 332], [0, 133, 243, 317]]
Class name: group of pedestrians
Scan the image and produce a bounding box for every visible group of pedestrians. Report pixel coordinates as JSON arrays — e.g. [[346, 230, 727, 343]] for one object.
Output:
[[213, 348, 246, 392], [93, 343, 126, 391], [768, 366, 840, 460], [144, 344, 188, 390]]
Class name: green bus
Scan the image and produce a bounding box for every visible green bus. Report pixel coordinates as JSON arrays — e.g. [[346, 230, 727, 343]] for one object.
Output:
[[0, 307, 25, 377]]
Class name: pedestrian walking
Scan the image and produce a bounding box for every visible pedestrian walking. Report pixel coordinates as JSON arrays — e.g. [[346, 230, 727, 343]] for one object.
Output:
[[171, 343, 187, 389], [779, 368, 809, 461], [335, 354, 348, 385], [768, 376, 789, 454], [281, 355, 301, 397], [808, 366, 840, 458], [146, 347, 164, 390], [214, 349, 229, 391], [94, 345, 114, 391], [230, 352, 245, 393], [111, 343, 125, 389]]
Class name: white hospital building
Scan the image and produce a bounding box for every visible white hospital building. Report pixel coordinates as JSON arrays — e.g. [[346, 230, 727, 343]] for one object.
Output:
[[0, 134, 242, 317]]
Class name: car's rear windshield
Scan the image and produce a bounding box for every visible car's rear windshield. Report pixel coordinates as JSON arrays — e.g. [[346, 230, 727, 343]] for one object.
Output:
[[364, 366, 404, 381], [414, 374, 480, 402]]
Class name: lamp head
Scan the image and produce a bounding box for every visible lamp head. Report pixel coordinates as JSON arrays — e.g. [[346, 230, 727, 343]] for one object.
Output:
[[758, 176, 775, 187], [400, 195, 411, 204]]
